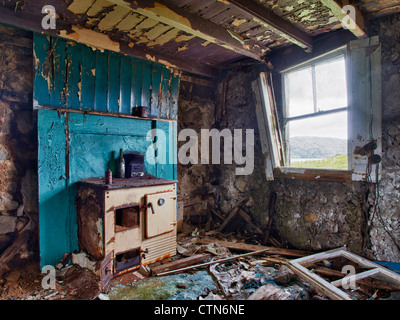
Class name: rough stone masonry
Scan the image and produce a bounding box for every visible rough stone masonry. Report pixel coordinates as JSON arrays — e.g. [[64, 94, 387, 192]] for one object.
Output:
[[0, 24, 38, 258]]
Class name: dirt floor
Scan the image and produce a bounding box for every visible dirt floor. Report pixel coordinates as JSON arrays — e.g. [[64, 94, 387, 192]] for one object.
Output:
[[0, 260, 100, 300]]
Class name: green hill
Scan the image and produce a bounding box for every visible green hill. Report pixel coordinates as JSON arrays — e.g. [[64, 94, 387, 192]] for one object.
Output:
[[289, 136, 347, 159]]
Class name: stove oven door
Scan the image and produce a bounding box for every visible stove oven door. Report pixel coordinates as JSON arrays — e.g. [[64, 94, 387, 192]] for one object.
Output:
[[145, 190, 176, 238]]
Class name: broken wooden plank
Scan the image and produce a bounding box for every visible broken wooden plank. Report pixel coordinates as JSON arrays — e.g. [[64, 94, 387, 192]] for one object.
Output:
[[210, 208, 225, 221], [250, 256, 289, 267], [237, 209, 263, 234], [216, 198, 248, 232], [216, 207, 240, 232], [156, 247, 274, 277], [197, 238, 311, 257], [150, 253, 211, 276], [0, 230, 32, 278], [263, 191, 277, 244]]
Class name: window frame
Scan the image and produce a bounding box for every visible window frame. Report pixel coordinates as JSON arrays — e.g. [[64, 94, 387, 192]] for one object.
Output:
[[252, 36, 382, 183], [280, 48, 349, 170]]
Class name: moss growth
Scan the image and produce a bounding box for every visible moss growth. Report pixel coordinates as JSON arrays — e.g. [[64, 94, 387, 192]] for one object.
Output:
[[108, 270, 217, 300], [109, 278, 171, 300]]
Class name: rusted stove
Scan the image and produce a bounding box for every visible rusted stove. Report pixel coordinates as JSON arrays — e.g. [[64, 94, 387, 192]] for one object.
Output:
[[75, 174, 177, 290]]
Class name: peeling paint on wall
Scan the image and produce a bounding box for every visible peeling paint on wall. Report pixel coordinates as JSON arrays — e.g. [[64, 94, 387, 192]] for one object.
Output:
[[33, 33, 180, 119], [59, 26, 121, 53]]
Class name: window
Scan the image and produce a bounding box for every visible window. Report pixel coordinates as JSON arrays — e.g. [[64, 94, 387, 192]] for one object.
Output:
[[282, 53, 348, 170], [252, 36, 382, 182]]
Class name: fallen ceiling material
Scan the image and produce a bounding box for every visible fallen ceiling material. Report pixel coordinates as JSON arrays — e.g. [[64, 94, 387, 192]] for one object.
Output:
[[102, 232, 400, 300]]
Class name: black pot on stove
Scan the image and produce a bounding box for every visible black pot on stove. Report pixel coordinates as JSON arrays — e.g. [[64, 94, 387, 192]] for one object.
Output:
[[123, 152, 145, 178]]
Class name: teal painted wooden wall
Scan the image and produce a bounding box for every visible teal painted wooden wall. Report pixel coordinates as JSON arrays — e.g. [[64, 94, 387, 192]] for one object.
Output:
[[34, 34, 179, 267], [33, 34, 179, 120], [38, 109, 177, 267]]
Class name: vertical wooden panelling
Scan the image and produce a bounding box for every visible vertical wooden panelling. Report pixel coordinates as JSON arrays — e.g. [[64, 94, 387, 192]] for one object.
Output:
[[33, 34, 51, 106], [161, 67, 172, 119], [34, 34, 180, 119], [141, 60, 152, 108], [94, 50, 108, 112], [81, 46, 96, 110], [151, 63, 162, 118], [66, 43, 82, 109], [170, 73, 180, 120], [108, 51, 121, 113], [130, 57, 138, 109], [51, 38, 67, 107], [133, 57, 143, 108], [120, 55, 132, 115]]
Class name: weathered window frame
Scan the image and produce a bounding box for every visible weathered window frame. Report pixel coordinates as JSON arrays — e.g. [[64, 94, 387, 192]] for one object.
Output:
[[252, 36, 382, 183], [281, 50, 348, 169]]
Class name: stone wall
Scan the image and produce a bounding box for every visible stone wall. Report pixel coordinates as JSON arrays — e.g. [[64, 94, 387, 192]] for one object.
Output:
[[274, 179, 367, 254], [217, 69, 272, 229], [0, 24, 38, 258], [177, 80, 219, 225], [368, 14, 400, 261], [215, 67, 366, 254], [207, 13, 400, 261]]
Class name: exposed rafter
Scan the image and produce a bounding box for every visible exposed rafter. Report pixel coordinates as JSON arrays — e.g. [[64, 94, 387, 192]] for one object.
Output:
[[320, 0, 367, 38], [107, 0, 270, 60], [223, 0, 313, 52]]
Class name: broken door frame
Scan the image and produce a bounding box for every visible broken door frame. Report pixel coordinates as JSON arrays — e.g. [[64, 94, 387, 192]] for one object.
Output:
[[288, 247, 400, 300]]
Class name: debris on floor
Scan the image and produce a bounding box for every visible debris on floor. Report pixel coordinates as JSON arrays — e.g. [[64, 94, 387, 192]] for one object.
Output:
[[0, 261, 100, 300], [1, 224, 400, 301]]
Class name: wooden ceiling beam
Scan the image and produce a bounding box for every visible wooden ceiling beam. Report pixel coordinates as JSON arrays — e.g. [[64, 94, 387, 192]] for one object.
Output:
[[320, 0, 367, 38], [107, 0, 268, 60], [223, 0, 313, 52]]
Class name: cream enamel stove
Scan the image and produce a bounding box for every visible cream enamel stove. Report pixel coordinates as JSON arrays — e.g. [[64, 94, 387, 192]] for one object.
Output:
[[75, 173, 177, 291]]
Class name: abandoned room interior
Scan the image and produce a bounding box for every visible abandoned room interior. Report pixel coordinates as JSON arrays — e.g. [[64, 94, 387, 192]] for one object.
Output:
[[0, 0, 400, 302]]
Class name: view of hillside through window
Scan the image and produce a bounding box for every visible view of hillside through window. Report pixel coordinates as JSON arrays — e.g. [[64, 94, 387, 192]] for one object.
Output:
[[283, 55, 348, 170]]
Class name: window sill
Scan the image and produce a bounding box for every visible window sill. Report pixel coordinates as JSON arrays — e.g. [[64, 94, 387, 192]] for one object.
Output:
[[273, 167, 352, 183]]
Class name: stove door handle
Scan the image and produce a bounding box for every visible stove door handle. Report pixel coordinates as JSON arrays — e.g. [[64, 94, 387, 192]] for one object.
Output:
[[148, 202, 155, 214]]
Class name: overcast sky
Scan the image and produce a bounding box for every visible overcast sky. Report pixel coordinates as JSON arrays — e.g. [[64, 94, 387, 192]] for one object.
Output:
[[285, 56, 348, 140]]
